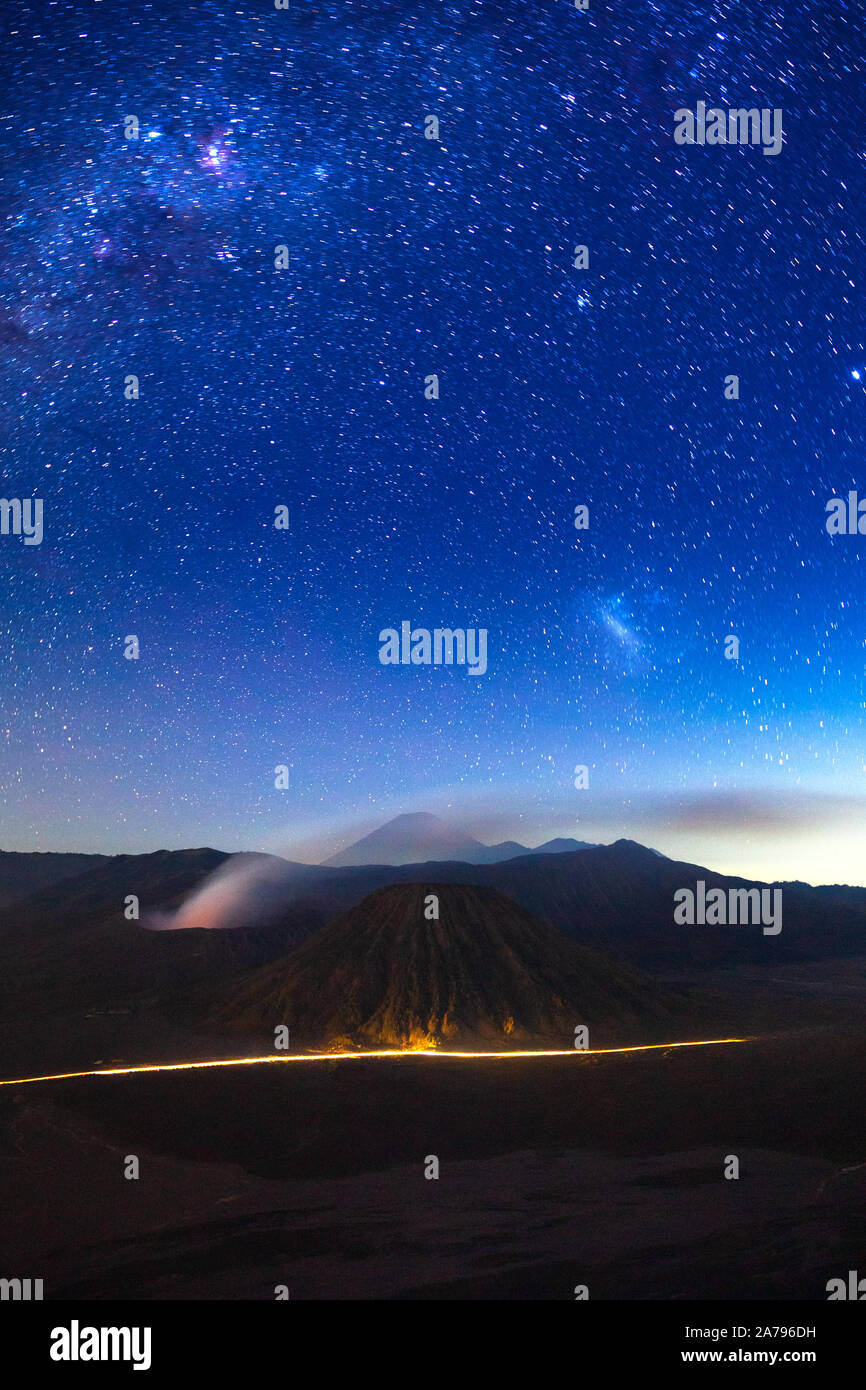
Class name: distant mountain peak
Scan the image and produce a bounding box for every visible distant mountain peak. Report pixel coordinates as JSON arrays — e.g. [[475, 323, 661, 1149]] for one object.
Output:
[[609, 838, 667, 858], [321, 813, 596, 868], [322, 813, 485, 868]]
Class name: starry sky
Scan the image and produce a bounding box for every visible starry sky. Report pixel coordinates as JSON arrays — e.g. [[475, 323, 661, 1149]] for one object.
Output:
[[1, 0, 864, 884]]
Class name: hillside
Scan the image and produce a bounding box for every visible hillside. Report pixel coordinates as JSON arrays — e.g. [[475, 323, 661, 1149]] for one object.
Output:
[[201, 881, 706, 1049]]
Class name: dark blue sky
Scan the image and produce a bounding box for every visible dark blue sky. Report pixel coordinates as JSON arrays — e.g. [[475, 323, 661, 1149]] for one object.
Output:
[[1, 0, 864, 882]]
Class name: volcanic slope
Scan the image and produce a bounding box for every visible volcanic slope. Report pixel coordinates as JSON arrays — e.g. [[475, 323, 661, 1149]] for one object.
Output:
[[201, 882, 709, 1049]]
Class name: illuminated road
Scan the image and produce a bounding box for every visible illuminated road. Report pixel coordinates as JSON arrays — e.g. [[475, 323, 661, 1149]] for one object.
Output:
[[0, 1037, 749, 1088]]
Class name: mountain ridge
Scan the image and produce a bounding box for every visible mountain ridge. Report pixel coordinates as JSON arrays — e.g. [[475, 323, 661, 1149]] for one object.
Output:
[[4, 837, 866, 975], [321, 811, 595, 867]]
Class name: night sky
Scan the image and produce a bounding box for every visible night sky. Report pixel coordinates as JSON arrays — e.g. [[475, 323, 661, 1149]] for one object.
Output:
[[1, 0, 864, 884]]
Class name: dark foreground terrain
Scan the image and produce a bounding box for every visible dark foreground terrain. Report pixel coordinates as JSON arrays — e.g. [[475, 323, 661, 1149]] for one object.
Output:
[[2, 1022, 865, 1300], [2, 851, 865, 1301]]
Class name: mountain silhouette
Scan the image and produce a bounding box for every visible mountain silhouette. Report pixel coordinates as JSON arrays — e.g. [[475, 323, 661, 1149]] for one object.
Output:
[[470, 835, 596, 864], [321, 811, 595, 867], [322, 813, 486, 867], [0, 849, 111, 910], [200, 882, 704, 1049], [5, 838, 866, 989], [273, 840, 866, 968]]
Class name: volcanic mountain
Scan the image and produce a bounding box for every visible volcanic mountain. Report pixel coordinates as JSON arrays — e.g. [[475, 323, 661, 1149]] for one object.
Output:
[[322, 813, 485, 867], [201, 882, 706, 1049], [321, 811, 595, 867], [0, 849, 324, 1017]]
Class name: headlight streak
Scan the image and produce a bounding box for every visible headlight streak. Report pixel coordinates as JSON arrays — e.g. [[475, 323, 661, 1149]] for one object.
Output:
[[0, 1037, 751, 1088]]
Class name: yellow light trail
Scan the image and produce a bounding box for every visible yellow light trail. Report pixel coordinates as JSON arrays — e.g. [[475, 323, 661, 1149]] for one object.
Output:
[[0, 1038, 749, 1088]]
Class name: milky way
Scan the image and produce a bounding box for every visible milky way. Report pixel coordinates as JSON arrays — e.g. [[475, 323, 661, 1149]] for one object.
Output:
[[0, 1, 864, 882]]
